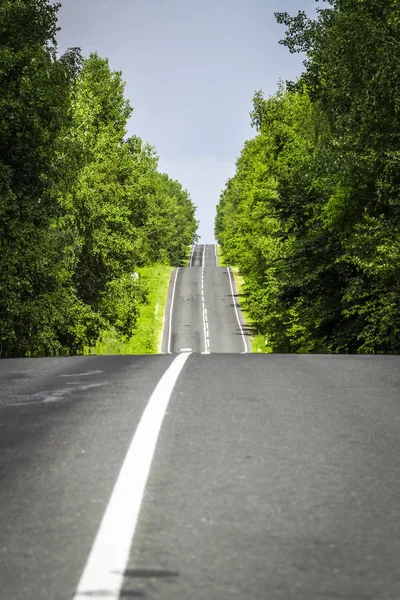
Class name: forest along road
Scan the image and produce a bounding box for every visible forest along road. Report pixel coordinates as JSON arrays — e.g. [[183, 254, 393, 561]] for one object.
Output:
[[1, 245, 400, 600]]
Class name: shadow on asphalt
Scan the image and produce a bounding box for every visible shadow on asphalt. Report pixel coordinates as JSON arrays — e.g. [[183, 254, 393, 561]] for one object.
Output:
[[123, 569, 180, 579], [117, 568, 180, 598]]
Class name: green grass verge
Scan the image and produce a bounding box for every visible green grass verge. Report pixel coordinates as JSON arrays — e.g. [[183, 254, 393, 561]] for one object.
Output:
[[91, 264, 174, 355], [217, 245, 272, 353], [216, 245, 228, 266]]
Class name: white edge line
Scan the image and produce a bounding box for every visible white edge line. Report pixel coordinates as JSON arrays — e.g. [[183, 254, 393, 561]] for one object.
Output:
[[202, 308, 209, 354], [158, 277, 170, 353], [202, 303, 208, 354], [167, 267, 180, 354], [201, 263, 208, 354], [189, 243, 195, 267], [73, 352, 191, 600], [227, 267, 249, 354]]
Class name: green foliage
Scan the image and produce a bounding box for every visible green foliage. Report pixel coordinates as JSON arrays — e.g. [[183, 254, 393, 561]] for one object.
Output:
[[0, 1, 197, 357], [92, 264, 173, 355], [0, 0, 82, 357], [216, 0, 400, 354]]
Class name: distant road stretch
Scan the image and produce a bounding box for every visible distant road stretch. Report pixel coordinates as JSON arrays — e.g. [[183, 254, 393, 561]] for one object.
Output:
[[162, 244, 250, 354]]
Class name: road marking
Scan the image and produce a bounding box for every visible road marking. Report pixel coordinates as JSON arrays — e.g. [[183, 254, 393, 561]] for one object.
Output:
[[227, 267, 249, 354], [60, 371, 103, 377], [73, 352, 191, 600], [201, 263, 209, 354], [202, 305, 209, 353], [167, 267, 180, 354], [215, 244, 218, 266], [189, 243, 195, 267], [202, 245, 205, 268]]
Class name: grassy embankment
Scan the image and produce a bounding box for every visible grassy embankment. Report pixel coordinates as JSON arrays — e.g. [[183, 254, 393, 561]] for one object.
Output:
[[216, 246, 272, 353], [91, 246, 192, 355], [91, 264, 173, 354]]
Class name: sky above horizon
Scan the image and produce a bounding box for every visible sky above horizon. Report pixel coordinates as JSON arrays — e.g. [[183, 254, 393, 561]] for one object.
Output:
[[56, 0, 318, 242]]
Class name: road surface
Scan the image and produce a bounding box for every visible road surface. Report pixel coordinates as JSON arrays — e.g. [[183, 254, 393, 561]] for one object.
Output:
[[1, 244, 400, 600], [161, 243, 250, 354]]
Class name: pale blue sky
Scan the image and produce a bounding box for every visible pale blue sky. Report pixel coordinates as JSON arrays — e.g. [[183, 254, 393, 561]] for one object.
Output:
[[56, 0, 318, 241]]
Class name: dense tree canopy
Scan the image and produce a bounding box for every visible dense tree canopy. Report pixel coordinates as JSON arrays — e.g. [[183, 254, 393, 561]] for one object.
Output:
[[0, 0, 197, 357], [215, 0, 400, 353]]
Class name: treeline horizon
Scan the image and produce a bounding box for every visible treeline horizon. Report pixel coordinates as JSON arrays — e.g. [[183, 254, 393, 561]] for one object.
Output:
[[215, 0, 400, 354], [0, 0, 198, 358]]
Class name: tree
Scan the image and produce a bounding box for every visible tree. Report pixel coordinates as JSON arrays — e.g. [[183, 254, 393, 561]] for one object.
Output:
[[0, 4, 198, 357], [0, 0, 82, 356], [216, 0, 400, 353]]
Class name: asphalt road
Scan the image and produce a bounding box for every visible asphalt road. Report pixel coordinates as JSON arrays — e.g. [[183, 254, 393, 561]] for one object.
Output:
[[1, 244, 400, 600], [161, 244, 250, 354]]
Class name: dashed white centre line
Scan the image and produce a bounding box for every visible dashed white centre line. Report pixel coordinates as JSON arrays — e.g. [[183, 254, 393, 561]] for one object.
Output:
[[73, 352, 191, 600]]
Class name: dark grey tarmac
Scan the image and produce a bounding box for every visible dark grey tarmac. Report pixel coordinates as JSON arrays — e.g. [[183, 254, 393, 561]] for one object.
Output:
[[0, 244, 400, 600]]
